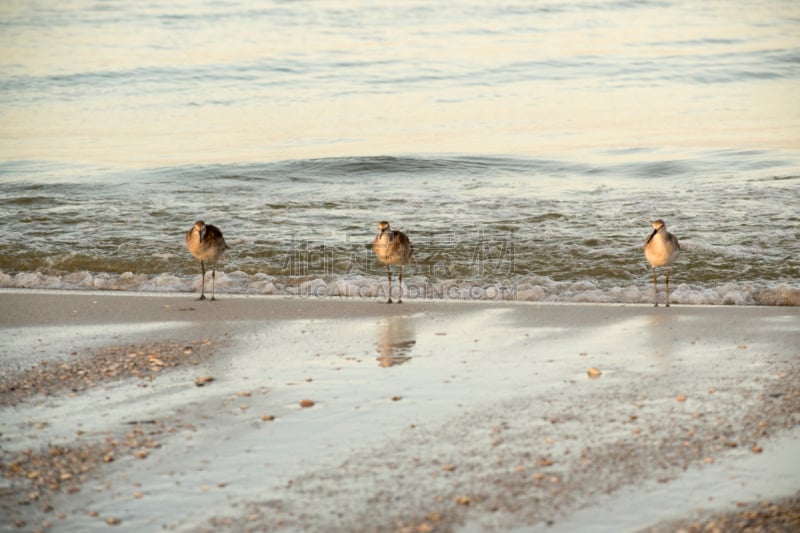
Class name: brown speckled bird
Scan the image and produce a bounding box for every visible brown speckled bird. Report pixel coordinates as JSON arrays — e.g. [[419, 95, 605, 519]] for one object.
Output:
[[373, 221, 413, 303], [186, 220, 228, 301], [644, 219, 681, 307]]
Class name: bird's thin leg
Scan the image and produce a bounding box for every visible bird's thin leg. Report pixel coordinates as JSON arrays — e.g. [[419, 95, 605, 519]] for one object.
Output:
[[398, 266, 403, 304], [386, 265, 393, 304], [199, 261, 207, 301], [665, 266, 671, 307], [652, 267, 658, 307], [211, 267, 216, 301]]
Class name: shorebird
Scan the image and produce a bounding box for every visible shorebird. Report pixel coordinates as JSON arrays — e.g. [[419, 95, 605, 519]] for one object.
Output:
[[186, 220, 228, 301], [373, 221, 413, 304], [644, 219, 681, 307]]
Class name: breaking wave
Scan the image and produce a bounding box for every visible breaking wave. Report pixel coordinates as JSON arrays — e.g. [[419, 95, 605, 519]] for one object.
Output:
[[2, 270, 798, 306]]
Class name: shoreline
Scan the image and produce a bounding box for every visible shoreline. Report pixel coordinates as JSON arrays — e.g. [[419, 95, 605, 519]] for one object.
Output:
[[1, 291, 798, 531], [3, 271, 800, 306]]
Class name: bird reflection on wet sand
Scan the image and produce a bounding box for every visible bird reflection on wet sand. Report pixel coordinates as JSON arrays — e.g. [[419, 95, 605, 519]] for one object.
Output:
[[376, 316, 416, 367]]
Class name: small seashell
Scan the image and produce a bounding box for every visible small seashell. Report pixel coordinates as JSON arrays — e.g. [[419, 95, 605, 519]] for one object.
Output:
[[194, 375, 215, 387], [454, 495, 471, 506]]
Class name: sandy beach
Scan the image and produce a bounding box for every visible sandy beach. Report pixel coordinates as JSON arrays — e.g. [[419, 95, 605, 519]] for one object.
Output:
[[1, 290, 798, 532]]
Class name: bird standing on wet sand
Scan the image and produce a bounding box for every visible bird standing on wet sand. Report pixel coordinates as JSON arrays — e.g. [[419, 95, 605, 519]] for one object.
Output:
[[186, 220, 228, 301], [644, 219, 681, 307], [373, 221, 413, 304]]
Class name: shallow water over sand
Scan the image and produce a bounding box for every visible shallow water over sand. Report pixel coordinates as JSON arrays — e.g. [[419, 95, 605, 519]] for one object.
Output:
[[1, 294, 798, 531]]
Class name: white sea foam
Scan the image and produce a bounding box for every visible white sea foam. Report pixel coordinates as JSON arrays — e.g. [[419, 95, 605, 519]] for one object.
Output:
[[1, 270, 797, 306], [686, 240, 766, 259]]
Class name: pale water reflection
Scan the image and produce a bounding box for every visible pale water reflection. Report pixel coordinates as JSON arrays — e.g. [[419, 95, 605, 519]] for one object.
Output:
[[644, 312, 681, 359], [1, 0, 798, 166], [375, 315, 417, 367]]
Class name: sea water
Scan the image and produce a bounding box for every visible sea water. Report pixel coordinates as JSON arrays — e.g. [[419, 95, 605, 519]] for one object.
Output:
[[1, 0, 798, 305]]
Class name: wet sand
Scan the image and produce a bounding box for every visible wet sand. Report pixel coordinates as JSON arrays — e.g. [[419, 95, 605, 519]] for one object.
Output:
[[1, 290, 798, 532]]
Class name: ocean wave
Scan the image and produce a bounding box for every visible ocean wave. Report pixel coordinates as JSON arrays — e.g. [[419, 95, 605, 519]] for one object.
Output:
[[1, 270, 798, 306]]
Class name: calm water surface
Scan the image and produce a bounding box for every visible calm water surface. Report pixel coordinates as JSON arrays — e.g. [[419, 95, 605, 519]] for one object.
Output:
[[1, 0, 798, 304]]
